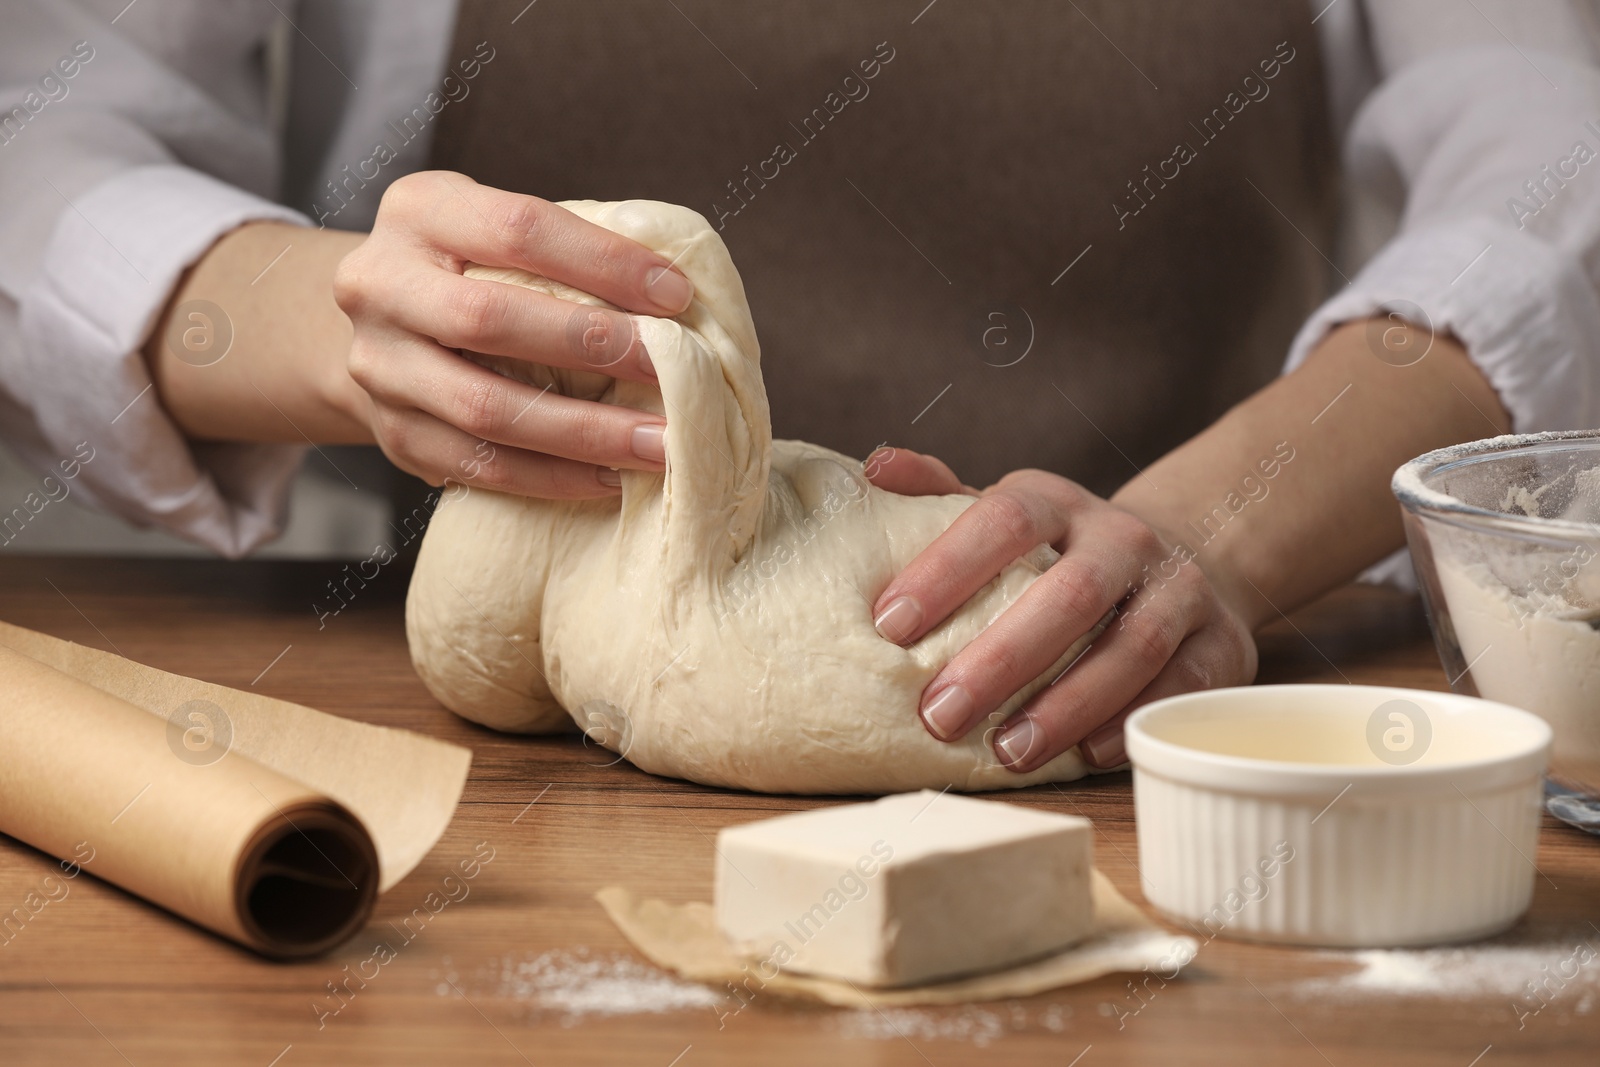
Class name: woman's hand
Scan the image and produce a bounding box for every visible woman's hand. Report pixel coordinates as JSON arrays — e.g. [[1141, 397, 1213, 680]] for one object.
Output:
[[332, 171, 694, 497], [865, 447, 1257, 772]]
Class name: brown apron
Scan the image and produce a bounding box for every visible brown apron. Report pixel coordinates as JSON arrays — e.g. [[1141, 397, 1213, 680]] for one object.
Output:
[[431, 0, 1336, 495]]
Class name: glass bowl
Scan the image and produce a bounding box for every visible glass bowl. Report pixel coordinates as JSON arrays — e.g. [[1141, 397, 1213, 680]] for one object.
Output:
[[1394, 431, 1600, 802]]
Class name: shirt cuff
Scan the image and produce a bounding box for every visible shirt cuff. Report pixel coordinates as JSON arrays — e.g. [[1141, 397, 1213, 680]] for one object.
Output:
[[1284, 217, 1600, 590], [17, 164, 314, 557], [1285, 216, 1600, 432]]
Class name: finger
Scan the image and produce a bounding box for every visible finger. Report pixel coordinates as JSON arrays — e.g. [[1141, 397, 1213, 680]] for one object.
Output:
[[1078, 708, 1136, 770], [989, 583, 1213, 774], [389, 171, 694, 315], [864, 447, 971, 497], [376, 338, 669, 470], [374, 406, 625, 500], [1078, 619, 1257, 768], [872, 472, 1084, 646], [917, 511, 1152, 742], [382, 267, 658, 382]]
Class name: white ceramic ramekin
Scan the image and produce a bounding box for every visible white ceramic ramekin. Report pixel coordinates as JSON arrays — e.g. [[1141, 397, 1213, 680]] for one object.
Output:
[[1126, 685, 1551, 948]]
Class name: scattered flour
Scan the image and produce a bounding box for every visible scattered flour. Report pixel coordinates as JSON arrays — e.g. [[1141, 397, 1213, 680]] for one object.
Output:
[[1299, 943, 1600, 1006], [836, 1006, 1007, 1047], [444, 948, 722, 1024], [436, 951, 1087, 1039], [833, 1002, 1073, 1046]]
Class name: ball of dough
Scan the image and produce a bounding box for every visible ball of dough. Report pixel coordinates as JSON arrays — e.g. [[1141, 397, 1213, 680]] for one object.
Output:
[[405, 200, 1100, 794]]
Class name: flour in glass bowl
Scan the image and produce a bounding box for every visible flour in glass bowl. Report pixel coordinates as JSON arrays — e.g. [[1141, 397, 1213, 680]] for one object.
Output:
[[1419, 449, 1600, 793], [1435, 558, 1600, 792]]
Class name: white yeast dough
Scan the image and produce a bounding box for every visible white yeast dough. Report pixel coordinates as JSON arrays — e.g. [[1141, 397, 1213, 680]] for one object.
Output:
[[405, 200, 1097, 794]]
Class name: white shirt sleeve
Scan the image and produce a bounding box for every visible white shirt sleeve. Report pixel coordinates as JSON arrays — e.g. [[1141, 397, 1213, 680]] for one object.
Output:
[[0, 1, 311, 557], [1290, 0, 1600, 435], [1292, 0, 1600, 587]]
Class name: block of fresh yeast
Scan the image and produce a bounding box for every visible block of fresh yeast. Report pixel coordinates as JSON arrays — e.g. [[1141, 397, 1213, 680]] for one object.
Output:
[[713, 790, 1094, 987]]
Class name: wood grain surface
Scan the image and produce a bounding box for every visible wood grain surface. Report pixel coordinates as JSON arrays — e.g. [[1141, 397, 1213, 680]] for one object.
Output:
[[1, 557, 1597, 1066]]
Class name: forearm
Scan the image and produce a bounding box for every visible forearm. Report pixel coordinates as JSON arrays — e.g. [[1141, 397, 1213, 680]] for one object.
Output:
[[1112, 320, 1511, 630], [142, 221, 373, 444]]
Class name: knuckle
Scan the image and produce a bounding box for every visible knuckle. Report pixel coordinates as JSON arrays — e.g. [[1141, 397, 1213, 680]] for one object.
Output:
[[468, 450, 516, 492], [445, 281, 506, 347], [1030, 682, 1088, 732], [1003, 468, 1079, 504], [487, 195, 550, 251], [1123, 611, 1179, 667], [979, 641, 1027, 692], [1123, 517, 1165, 558], [567, 307, 637, 369], [377, 170, 433, 217], [1217, 618, 1255, 676], [452, 376, 505, 437], [345, 342, 378, 391], [380, 447, 431, 485], [977, 492, 1038, 551], [1171, 655, 1213, 694], [905, 547, 959, 597], [995, 467, 1043, 490], [563, 403, 613, 458], [372, 410, 413, 461], [1043, 563, 1106, 623], [1170, 560, 1213, 606], [331, 250, 372, 317], [586, 239, 637, 286]]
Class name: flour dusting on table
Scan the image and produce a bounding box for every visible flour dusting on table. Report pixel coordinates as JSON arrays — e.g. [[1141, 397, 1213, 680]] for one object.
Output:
[[833, 1002, 1073, 1046], [1298, 942, 1600, 1009], [442, 948, 721, 1023]]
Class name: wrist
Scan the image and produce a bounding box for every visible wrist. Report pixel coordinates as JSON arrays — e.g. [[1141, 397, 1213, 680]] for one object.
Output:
[[313, 337, 377, 444], [148, 221, 374, 444]]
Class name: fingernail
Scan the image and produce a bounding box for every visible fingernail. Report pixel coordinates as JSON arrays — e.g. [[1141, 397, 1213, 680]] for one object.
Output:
[[644, 266, 693, 313], [1082, 727, 1127, 768], [873, 595, 923, 645], [920, 684, 974, 741], [596, 467, 622, 488], [632, 423, 667, 464], [638, 345, 657, 379], [994, 715, 1042, 770]]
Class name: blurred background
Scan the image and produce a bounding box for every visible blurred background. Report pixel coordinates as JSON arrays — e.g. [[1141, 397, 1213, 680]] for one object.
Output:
[[0, 442, 397, 557]]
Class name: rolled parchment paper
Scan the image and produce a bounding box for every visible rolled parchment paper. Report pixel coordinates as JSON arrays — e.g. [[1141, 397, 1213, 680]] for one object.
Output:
[[0, 623, 471, 959]]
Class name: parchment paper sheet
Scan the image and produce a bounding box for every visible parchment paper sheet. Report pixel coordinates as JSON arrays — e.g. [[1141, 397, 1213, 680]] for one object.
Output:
[[0, 620, 472, 957], [598, 870, 1198, 1007]]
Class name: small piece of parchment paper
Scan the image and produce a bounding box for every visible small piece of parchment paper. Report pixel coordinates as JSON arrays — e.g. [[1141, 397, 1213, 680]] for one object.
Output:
[[597, 869, 1197, 1007]]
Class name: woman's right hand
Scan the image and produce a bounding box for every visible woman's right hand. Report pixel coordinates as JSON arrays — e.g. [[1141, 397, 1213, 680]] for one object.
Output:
[[332, 171, 693, 498]]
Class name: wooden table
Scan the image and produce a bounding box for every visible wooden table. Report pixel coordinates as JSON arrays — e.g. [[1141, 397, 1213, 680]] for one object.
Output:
[[1, 557, 1597, 1066]]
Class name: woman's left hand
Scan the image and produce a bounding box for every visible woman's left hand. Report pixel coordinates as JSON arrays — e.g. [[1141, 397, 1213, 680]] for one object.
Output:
[[864, 447, 1257, 772]]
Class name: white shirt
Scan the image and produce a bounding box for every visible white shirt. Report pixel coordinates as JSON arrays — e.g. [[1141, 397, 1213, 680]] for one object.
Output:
[[3, 0, 1600, 558]]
